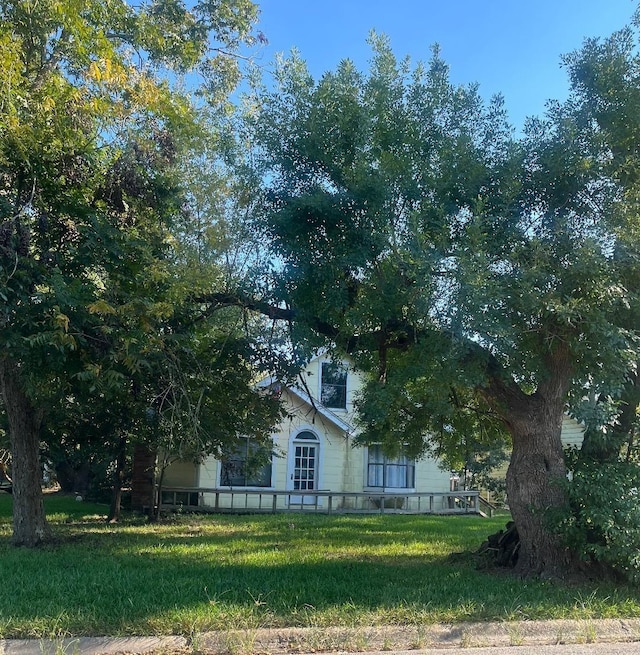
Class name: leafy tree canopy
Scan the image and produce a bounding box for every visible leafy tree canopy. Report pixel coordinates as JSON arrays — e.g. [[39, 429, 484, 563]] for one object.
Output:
[[0, 0, 281, 545], [231, 29, 640, 577]]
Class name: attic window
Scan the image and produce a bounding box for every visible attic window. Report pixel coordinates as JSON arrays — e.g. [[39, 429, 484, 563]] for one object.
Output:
[[321, 362, 347, 409]]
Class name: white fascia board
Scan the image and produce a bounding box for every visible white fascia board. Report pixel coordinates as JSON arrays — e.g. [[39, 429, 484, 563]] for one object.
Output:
[[287, 385, 353, 434], [255, 371, 353, 434]]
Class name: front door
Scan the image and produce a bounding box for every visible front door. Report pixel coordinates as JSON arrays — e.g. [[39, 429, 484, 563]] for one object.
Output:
[[287, 431, 320, 505]]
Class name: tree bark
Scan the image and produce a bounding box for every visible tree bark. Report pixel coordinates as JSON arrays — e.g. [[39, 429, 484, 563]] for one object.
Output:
[[131, 444, 156, 516], [483, 343, 577, 577], [0, 357, 51, 546], [107, 435, 128, 523], [505, 398, 574, 577]]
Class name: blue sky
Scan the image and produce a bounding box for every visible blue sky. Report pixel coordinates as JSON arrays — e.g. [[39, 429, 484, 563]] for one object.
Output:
[[251, 1, 636, 131]]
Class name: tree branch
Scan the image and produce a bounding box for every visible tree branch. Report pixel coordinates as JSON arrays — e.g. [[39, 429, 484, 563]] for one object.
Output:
[[194, 291, 526, 413], [193, 292, 295, 322], [30, 29, 70, 92]]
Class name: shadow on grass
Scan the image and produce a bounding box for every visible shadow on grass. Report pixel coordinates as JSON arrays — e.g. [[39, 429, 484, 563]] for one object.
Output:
[[1, 494, 640, 637]]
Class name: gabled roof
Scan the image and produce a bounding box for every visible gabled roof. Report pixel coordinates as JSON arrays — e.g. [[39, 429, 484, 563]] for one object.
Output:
[[288, 384, 353, 434], [256, 376, 353, 434]]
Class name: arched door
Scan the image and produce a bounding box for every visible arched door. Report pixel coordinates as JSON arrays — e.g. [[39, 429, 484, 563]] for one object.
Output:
[[286, 430, 320, 505]]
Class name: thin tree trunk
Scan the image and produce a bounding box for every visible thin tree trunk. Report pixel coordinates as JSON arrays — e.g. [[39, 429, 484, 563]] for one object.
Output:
[[107, 435, 128, 523], [153, 459, 166, 522], [0, 357, 51, 546], [131, 445, 157, 516]]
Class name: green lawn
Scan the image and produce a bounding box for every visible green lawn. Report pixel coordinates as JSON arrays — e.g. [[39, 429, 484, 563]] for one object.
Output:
[[1, 493, 640, 639]]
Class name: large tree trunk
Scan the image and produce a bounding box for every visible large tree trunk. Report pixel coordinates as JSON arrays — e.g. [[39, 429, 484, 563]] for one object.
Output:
[[484, 344, 577, 578], [506, 398, 574, 577], [0, 357, 51, 546]]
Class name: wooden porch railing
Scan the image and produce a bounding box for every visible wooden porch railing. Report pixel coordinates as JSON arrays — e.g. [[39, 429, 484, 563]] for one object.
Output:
[[158, 487, 481, 515], [478, 495, 498, 518]]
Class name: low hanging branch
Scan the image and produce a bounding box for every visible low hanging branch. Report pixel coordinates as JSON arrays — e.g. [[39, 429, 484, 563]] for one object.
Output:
[[193, 291, 524, 395]]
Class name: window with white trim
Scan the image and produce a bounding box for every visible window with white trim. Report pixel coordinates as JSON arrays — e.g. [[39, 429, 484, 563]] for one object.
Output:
[[291, 431, 318, 492], [321, 362, 347, 409], [220, 438, 272, 487], [367, 445, 415, 489]]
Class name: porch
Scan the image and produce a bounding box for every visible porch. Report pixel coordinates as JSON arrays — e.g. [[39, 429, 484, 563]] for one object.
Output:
[[159, 487, 484, 515]]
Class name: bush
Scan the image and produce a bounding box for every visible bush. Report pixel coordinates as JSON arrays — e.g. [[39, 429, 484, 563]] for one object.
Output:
[[556, 458, 640, 582]]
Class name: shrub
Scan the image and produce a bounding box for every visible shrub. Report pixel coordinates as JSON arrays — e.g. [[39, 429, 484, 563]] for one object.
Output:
[[555, 457, 640, 582]]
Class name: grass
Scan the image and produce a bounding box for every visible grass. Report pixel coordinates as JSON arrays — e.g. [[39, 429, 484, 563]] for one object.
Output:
[[1, 493, 640, 639]]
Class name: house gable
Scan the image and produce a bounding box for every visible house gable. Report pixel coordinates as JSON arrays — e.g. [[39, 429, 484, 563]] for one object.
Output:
[[165, 355, 461, 507]]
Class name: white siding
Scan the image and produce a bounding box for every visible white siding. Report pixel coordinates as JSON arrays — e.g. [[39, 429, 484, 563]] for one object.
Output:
[[561, 415, 585, 448], [163, 355, 468, 509]]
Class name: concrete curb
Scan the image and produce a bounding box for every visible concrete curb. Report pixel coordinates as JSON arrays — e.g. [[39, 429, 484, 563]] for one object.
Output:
[[0, 635, 187, 655], [2, 619, 640, 654]]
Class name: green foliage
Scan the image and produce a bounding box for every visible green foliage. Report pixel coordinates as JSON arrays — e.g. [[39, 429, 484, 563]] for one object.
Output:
[[351, 339, 509, 459], [352, 349, 509, 493], [242, 30, 639, 418], [42, 398, 130, 496], [555, 455, 640, 583], [237, 22, 640, 574], [540, 21, 640, 580], [151, 327, 285, 467], [435, 430, 509, 495], [0, 0, 262, 396], [0, 0, 287, 540]]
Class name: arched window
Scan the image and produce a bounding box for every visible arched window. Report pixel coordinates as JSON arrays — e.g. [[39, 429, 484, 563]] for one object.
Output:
[[295, 430, 318, 440]]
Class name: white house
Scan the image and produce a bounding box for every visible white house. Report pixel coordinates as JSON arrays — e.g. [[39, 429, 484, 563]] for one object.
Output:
[[161, 354, 459, 512], [161, 354, 585, 513]]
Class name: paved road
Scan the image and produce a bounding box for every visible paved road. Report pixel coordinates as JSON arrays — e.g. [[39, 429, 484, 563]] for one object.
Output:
[[399, 645, 640, 655], [5, 639, 640, 655]]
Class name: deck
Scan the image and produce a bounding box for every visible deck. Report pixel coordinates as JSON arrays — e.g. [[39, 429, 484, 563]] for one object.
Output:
[[159, 487, 485, 515]]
